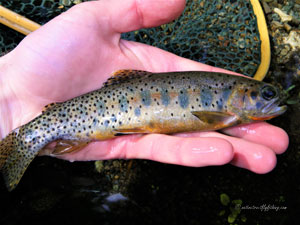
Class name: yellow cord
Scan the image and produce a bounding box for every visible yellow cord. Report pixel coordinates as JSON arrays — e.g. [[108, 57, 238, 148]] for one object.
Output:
[[250, 0, 271, 81], [0, 5, 40, 35]]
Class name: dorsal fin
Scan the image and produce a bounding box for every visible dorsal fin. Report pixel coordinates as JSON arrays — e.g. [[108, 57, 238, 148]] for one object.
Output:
[[103, 70, 153, 87], [42, 102, 61, 113]]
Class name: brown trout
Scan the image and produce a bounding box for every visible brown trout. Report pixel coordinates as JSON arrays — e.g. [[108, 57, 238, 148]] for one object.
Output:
[[0, 70, 286, 190]]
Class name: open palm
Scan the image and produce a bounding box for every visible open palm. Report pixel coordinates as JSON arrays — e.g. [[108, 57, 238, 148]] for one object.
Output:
[[0, 0, 288, 173]]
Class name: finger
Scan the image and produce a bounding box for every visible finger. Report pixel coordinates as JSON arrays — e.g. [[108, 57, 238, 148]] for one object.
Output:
[[175, 132, 277, 174], [66, 0, 239, 74], [222, 122, 289, 154], [58, 0, 186, 40], [55, 134, 234, 167], [76, 0, 186, 34]]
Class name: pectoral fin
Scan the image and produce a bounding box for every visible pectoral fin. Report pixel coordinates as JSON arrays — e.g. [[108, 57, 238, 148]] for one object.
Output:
[[191, 111, 239, 128]]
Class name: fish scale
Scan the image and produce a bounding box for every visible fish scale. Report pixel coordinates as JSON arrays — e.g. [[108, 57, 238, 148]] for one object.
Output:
[[0, 70, 286, 191]]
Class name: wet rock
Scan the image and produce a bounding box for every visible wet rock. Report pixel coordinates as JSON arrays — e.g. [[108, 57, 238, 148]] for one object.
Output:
[[284, 30, 300, 50], [283, 23, 292, 32], [274, 8, 293, 22]]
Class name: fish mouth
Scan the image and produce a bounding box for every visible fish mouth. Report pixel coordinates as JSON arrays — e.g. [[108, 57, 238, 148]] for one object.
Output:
[[263, 104, 287, 119], [250, 98, 287, 121]]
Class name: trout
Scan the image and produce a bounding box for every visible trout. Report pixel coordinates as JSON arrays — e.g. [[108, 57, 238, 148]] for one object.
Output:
[[0, 70, 286, 190]]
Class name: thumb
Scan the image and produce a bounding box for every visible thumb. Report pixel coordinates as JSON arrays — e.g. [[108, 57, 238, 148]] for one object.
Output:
[[74, 0, 186, 35], [76, 0, 235, 73], [80, 0, 236, 73]]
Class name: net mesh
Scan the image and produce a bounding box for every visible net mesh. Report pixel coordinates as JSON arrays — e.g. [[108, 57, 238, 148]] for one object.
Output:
[[0, 0, 261, 76]]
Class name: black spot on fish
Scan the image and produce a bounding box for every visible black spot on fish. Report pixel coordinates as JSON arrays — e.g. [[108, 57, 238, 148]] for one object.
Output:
[[160, 88, 170, 106], [201, 88, 213, 108], [110, 116, 117, 123], [119, 95, 128, 112], [140, 90, 151, 106], [178, 89, 189, 108], [96, 101, 106, 114], [217, 88, 232, 110], [104, 120, 110, 127]]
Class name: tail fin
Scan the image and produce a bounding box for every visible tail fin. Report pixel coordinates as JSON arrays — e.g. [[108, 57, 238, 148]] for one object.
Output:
[[0, 129, 39, 191]]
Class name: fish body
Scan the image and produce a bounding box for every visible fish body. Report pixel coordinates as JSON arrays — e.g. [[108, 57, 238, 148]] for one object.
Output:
[[0, 70, 286, 190]]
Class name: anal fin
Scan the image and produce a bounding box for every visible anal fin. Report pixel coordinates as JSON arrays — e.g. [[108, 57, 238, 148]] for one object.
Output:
[[50, 139, 90, 155]]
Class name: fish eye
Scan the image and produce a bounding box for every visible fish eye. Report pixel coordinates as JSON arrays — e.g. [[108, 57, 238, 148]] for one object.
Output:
[[261, 85, 277, 100]]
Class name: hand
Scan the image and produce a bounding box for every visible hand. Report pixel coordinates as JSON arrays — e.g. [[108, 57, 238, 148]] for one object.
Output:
[[0, 0, 288, 173]]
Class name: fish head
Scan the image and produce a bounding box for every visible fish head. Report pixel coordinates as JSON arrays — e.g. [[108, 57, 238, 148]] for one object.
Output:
[[229, 82, 287, 122]]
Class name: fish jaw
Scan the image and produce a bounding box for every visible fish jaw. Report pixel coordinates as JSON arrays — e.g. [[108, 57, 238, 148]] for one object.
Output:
[[248, 104, 287, 121]]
